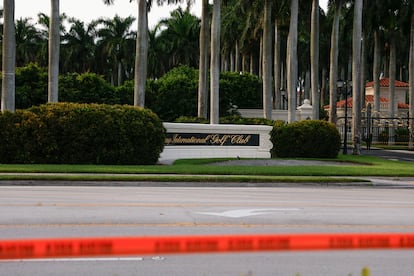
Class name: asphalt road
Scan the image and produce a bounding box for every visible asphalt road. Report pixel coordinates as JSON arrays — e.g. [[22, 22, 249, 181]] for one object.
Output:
[[1, 185, 414, 275], [361, 148, 414, 162]]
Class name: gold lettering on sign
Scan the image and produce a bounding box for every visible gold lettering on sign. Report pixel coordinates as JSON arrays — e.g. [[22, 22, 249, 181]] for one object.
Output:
[[165, 133, 259, 146], [168, 134, 211, 145]]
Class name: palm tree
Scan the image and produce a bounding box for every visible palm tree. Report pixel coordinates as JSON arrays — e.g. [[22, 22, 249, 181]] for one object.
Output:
[[134, 0, 149, 107], [262, 0, 272, 119], [1, 0, 16, 112], [210, 0, 221, 124], [48, 0, 60, 103], [408, 1, 414, 150], [328, 0, 343, 124], [15, 18, 43, 67], [273, 1, 289, 110], [310, 0, 319, 119], [102, 0, 146, 106], [61, 19, 97, 73], [198, 0, 209, 118], [148, 24, 168, 78], [36, 12, 67, 68], [352, 0, 363, 155], [103, 0, 183, 107], [287, 0, 299, 122], [373, 27, 381, 115], [157, 7, 200, 68], [96, 15, 135, 86]]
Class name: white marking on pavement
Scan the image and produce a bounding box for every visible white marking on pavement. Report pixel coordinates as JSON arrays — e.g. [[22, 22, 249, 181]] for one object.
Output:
[[195, 208, 301, 218]]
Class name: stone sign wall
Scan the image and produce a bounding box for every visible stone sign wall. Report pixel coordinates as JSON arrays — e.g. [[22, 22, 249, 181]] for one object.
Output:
[[159, 123, 273, 163]]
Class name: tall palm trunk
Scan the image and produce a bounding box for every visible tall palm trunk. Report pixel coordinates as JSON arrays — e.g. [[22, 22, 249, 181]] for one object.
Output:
[[197, 0, 209, 118], [360, 33, 366, 109], [311, 0, 319, 119], [262, 0, 272, 119], [389, 35, 396, 118], [210, 0, 221, 124], [388, 34, 396, 145], [1, 0, 15, 112], [117, 61, 123, 86], [409, 13, 414, 150], [235, 41, 240, 72], [352, 0, 363, 155], [274, 19, 281, 109], [373, 29, 381, 115], [134, 0, 148, 107], [287, 0, 298, 123], [320, 67, 328, 107], [328, 1, 342, 124], [48, 0, 59, 103]]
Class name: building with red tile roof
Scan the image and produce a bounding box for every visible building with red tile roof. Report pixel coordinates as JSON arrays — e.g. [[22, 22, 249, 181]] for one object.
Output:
[[325, 78, 409, 118]]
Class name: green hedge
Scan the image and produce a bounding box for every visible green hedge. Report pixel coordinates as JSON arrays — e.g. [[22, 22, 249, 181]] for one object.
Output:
[[0, 103, 165, 164], [174, 115, 274, 126], [5, 64, 263, 121], [271, 120, 341, 158]]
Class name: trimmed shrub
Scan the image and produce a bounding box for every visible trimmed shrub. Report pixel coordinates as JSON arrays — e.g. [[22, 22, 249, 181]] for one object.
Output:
[[219, 72, 262, 113], [174, 116, 210, 124], [114, 80, 134, 105], [0, 110, 44, 163], [271, 120, 341, 158], [173, 115, 274, 126], [146, 66, 263, 121], [219, 115, 274, 126], [59, 73, 115, 104], [0, 103, 165, 165], [15, 63, 48, 109], [148, 65, 199, 121]]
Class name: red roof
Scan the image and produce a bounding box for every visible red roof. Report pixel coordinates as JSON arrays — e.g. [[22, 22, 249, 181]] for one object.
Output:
[[365, 78, 409, 88], [335, 95, 408, 109], [398, 103, 409, 109]]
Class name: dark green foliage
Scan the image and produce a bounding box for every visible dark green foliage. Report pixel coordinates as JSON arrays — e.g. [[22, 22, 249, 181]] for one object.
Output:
[[219, 72, 262, 113], [0, 110, 44, 163], [395, 127, 409, 143], [147, 65, 199, 121], [219, 115, 274, 125], [145, 66, 263, 121], [11, 64, 119, 108], [174, 115, 274, 126], [379, 127, 410, 143], [0, 103, 165, 165], [59, 72, 116, 103], [15, 63, 48, 109], [114, 80, 134, 105], [174, 116, 210, 124], [319, 108, 329, 121], [8, 64, 263, 122], [271, 120, 341, 158]]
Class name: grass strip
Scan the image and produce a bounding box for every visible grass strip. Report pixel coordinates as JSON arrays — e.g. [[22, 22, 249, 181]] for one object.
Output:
[[0, 155, 412, 177], [0, 174, 368, 183]]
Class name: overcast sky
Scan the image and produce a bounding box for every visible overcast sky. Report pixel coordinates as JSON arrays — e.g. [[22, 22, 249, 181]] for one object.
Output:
[[13, 0, 329, 29]]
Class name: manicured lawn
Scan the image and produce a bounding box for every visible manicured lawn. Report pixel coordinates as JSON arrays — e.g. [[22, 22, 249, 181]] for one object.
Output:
[[0, 155, 412, 182]]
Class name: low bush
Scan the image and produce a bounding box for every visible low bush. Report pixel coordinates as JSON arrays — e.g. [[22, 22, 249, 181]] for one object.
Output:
[[0, 103, 165, 165], [271, 120, 341, 158]]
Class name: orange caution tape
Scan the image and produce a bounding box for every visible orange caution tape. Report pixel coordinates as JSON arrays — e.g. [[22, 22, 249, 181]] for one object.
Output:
[[1, 233, 414, 260]]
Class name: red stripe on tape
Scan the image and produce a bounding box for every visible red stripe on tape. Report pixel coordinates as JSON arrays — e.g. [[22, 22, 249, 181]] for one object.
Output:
[[1, 233, 414, 260]]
